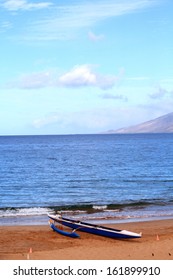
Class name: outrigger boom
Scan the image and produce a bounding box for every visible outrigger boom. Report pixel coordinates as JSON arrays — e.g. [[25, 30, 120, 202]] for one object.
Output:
[[48, 214, 142, 239]]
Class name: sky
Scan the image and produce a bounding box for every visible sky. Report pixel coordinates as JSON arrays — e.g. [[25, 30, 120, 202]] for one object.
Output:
[[0, 0, 173, 135]]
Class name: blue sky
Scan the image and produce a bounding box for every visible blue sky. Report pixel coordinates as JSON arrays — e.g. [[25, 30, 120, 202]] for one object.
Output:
[[0, 0, 173, 135]]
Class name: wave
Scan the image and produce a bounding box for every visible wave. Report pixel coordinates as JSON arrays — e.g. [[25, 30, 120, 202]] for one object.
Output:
[[0, 207, 51, 217], [46, 200, 172, 213], [0, 199, 173, 218]]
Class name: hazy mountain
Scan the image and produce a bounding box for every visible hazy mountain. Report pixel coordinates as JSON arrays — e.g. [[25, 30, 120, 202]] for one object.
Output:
[[107, 112, 173, 134]]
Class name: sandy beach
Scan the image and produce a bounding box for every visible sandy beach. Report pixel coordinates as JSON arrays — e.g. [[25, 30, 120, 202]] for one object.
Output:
[[0, 219, 173, 260]]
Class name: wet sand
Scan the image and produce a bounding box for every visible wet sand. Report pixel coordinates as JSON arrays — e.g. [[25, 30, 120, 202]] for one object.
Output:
[[0, 219, 173, 260]]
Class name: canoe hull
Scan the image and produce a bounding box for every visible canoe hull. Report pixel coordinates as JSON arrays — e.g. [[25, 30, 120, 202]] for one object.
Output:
[[48, 214, 142, 239]]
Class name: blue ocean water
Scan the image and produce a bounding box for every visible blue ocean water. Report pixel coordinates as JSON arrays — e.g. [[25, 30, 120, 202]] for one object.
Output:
[[0, 134, 173, 225]]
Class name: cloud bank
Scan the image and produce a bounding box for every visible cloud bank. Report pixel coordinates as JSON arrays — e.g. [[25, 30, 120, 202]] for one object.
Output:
[[1, 0, 158, 41], [1, 0, 52, 11], [7, 65, 123, 90]]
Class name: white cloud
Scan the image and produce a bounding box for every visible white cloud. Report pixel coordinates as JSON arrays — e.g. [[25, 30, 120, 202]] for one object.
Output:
[[149, 85, 173, 99], [0, 20, 12, 32], [33, 113, 62, 129], [88, 31, 104, 42], [59, 65, 97, 88], [7, 71, 53, 89], [149, 86, 167, 99], [126, 76, 150, 81], [58, 65, 121, 90], [100, 92, 128, 101], [1, 0, 52, 11]]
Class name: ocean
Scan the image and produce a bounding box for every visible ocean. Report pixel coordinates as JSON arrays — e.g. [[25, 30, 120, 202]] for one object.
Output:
[[0, 133, 173, 225]]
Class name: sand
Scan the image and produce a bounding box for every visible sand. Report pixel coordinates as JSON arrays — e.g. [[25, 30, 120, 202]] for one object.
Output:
[[0, 219, 173, 260]]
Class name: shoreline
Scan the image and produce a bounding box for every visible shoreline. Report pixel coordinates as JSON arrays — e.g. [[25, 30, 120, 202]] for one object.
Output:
[[1, 213, 173, 227], [0, 218, 173, 260]]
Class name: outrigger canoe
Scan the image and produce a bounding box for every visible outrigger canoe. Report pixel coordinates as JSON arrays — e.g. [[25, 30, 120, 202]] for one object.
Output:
[[48, 214, 142, 239]]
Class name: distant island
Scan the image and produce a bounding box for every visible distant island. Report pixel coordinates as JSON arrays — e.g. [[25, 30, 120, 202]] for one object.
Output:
[[105, 112, 173, 134]]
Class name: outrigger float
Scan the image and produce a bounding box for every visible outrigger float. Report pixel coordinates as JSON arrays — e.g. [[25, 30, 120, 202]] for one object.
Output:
[[48, 214, 142, 239], [49, 220, 80, 238]]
